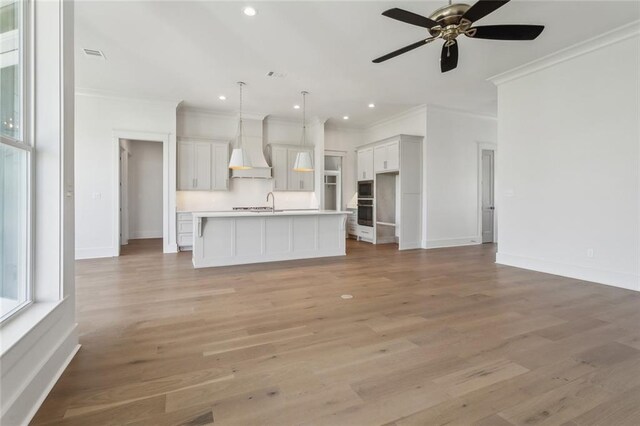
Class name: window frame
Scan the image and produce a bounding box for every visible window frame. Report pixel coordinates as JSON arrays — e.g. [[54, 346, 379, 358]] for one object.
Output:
[[0, 0, 33, 324]]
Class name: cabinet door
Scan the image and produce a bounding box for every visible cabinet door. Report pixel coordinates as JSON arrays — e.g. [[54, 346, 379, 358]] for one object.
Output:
[[288, 149, 303, 190], [177, 142, 194, 190], [194, 143, 212, 190], [271, 146, 288, 191], [374, 145, 386, 173], [357, 149, 373, 181], [212, 143, 229, 190], [386, 141, 399, 171], [300, 149, 314, 191]]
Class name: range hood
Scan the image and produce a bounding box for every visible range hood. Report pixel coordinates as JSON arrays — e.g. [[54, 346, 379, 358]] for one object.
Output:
[[231, 116, 272, 179]]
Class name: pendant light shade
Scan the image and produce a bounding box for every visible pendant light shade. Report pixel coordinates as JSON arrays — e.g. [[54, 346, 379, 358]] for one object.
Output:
[[293, 90, 313, 172], [229, 148, 252, 170], [229, 81, 253, 170], [293, 151, 313, 172]]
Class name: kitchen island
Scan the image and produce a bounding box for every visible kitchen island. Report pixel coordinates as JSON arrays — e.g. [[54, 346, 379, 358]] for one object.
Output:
[[192, 210, 351, 268]]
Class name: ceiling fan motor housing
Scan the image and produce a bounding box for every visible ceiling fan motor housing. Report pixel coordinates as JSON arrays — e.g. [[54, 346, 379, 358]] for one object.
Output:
[[428, 3, 471, 37]]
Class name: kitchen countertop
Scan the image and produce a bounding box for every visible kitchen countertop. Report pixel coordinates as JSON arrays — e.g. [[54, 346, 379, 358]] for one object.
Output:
[[192, 210, 351, 218]]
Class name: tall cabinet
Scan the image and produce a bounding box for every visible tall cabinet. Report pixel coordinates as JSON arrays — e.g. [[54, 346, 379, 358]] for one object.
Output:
[[355, 134, 423, 250], [177, 138, 229, 191]]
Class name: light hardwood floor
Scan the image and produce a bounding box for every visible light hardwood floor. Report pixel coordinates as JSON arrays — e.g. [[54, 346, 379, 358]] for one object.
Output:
[[32, 239, 640, 425]]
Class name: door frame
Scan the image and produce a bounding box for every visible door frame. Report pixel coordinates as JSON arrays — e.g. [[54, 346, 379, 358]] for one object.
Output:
[[477, 142, 497, 243], [112, 130, 177, 255]]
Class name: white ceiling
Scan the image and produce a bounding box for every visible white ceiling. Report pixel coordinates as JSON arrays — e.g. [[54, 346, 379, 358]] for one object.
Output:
[[75, 1, 640, 127]]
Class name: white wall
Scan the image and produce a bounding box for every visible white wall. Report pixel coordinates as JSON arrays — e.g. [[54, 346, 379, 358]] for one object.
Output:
[[75, 94, 178, 258], [493, 27, 640, 291], [1, 1, 78, 424], [128, 140, 163, 239], [176, 110, 321, 212], [425, 106, 497, 248]]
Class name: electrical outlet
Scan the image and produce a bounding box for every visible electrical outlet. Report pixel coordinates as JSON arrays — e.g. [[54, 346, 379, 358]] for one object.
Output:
[[587, 248, 594, 258]]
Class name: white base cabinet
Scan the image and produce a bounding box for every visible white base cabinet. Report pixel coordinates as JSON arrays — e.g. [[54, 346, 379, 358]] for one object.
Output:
[[177, 212, 194, 250]]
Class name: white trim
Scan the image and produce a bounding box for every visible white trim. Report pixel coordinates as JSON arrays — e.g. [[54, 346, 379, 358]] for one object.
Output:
[[425, 237, 482, 249], [75, 87, 181, 108], [367, 104, 427, 129], [428, 104, 497, 120], [22, 343, 80, 426], [477, 142, 497, 244], [129, 230, 163, 240], [489, 20, 640, 85], [112, 130, 177, 255], [75, 247, 116, 260], [496, 253, 640, 293]]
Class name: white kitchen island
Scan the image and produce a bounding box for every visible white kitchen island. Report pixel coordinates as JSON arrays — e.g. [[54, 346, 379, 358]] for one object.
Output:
[[192, 210, 351, 268]]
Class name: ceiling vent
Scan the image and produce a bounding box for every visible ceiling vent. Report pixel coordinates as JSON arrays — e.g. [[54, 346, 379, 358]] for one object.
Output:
[[266, 71, 286, 78], [83, 48, 106, 59]]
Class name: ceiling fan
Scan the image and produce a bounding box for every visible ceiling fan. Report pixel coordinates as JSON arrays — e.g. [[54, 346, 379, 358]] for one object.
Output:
[[372, 0, 544, 72]]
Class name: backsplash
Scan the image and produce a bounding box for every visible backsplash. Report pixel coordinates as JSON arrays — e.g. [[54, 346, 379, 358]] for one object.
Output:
[[177, 179, 318, 212]]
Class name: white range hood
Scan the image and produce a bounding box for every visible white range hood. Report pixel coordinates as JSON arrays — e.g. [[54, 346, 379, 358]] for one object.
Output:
[[231, 116, 272, 179]]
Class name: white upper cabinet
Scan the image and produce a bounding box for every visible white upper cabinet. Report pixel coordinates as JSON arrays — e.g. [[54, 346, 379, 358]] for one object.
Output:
[[177, 139, 229, 191], [288, 148, 314, 191], [374, 140, 399, 173], [357, 148, 374, 181], [268, 144, 314, 192]]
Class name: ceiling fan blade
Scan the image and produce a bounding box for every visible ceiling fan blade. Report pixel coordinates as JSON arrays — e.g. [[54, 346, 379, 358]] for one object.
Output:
[[440, 40, 459, 73], [373, 38, 435, 63], [382, 8, 440, 29], [461, 0, 510, 24], [466, 24, 544, 40]]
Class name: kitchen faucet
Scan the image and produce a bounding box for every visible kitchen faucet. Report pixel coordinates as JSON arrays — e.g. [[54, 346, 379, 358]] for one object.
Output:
[[267, 192, 275, 212]]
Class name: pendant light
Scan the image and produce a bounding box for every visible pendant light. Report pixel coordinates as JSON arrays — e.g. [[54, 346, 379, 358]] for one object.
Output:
[[293, 91, 313, 172], [228, 81, 252, 170]]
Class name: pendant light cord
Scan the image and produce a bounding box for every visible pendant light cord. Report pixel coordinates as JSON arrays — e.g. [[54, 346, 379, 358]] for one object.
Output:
[[238, 81, 245, 149], [301, 91, 308, 147]]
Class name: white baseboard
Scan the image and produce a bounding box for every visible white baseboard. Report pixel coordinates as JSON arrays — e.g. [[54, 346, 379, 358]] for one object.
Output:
[[75, 246, 115, 260], [2, 324, 80, 426], [424, 236, 482, 249], [496, 252, 640, 292], [129, 230, 162, 239]]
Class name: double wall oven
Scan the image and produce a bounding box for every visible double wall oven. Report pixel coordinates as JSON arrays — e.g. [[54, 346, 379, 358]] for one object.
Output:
[[357, 180, 374, 227]]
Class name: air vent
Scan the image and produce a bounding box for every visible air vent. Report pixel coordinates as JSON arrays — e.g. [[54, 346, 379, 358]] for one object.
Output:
[[266, 71, 286, 78], [83, 48, 106, 59]]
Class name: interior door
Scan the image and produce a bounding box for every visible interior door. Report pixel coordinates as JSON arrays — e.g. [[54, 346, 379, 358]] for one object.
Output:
[[481, 149, 495, 243]]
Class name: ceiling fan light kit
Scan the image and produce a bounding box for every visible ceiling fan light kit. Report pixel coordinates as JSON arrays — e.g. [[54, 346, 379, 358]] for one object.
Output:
[[373, 0, 545, 72]]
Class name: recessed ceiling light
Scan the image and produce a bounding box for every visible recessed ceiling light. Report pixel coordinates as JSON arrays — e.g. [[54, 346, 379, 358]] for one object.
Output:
[[218, 95, 226, 101], [343, 116, 349, 120], [243, 6, 257, 16], [293, 105, 300, 109], [368, 103, 375, 108]]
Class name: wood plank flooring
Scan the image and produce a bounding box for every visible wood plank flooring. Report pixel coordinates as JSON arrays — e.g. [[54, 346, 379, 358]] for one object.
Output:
[[31, 239, 640, 425]]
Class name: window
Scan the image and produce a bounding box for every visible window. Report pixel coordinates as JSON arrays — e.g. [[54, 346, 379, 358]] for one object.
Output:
[[1, 0, 30, 322]]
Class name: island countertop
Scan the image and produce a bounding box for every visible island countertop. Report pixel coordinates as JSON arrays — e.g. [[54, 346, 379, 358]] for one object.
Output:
[[192, 210, 351, 218]]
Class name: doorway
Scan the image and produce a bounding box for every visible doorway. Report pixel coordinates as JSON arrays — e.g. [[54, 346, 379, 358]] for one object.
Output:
[[480, 148, 496, 243], [119, 139, 163, 253], [323, 154, 343, 211]]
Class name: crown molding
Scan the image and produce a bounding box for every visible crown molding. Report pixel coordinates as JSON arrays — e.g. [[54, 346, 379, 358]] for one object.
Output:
[[489, 20, 640, 86], [428, 104, 497, 120], [178, 106, 268, 121], [75, 87, 181, 108], [367, 104, 428, 129]]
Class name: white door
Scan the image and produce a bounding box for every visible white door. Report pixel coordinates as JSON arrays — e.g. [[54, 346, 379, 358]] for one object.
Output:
[[481, 149, 495, 243]]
